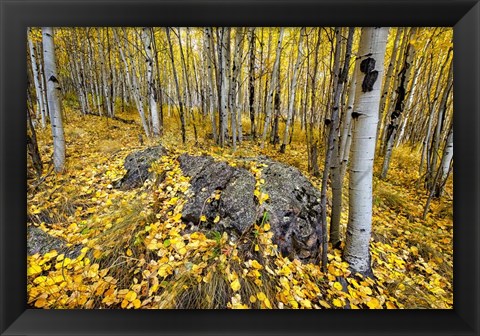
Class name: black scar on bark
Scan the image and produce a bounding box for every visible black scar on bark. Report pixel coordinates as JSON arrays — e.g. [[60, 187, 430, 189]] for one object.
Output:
[[49, 75, 59, 83], [351, 111, 363, 119], [362, 70, 378, 92], [360, 57, 376, 74], [360, 57, 379, 93]]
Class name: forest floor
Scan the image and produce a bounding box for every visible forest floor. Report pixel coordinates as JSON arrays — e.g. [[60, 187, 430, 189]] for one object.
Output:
[[27, 107, 453, 309]]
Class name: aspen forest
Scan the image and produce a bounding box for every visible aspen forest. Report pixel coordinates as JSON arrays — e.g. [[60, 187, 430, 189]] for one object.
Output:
[[27, 27, 454, 309]]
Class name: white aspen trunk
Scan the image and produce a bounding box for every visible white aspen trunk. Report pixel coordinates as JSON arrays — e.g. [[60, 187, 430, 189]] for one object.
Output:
[[97, 28, 113, 117], [280, 28, 304, 153], [37, 42, 50, 121], [437, 127, 453, 196], [86, 34, 102, 115], [429, 64, 453, 185], [261, 28, 284, 148], [377, 28, 403, 140], [380, 43, 415, 179], [395, 63, 420, 147], [42, 27, 66, 173], [165, 28, 187, 144], [78, 34, 91, 113], [232, 28, 245, 144], [344, 27, 389, 276], [114, 29, 151, 137], [218, 27, 230, 147], [328, 27, 355, 247], [229, 28, 244, 151], [28, 30, 47, 128], [248, 27, 257, 139], [339, 62, 358, 165], [142, 27, 161, 136], [204, 28, 217, 141]]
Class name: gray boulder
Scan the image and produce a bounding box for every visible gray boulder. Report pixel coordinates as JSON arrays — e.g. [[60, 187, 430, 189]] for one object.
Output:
[[115, 147, 323, 263], [27, 225, 82, 258], [115, 145, 167, 189], [178, 155, 322, 263], [179, 154, 257, 235], [259, 159, 322, 262]]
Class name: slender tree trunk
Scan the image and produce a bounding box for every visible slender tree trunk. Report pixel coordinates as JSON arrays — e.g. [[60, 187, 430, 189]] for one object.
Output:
[[261, 28, 284, 148], [165, 27, 187, 144], [427, 63, 453, 188], [142, 27, 161, 136], [217, 27, 230, 147], [97, 28, 113, 118], [204, 28, 217, 142], [27, 90, 43, 177], [280, 28, 305, 153], [327, 27, 354, 248], [177, 28, 198, 144], [380, 43, 415, 179], [248, 27, 257, 139], [28, 30, 47, 128], [152, 29, 164, 136], [343, 27, 389, 276], [435, 126, 453, 197], [114, 28, 151, 137], [42, 27, 66, 173], [376, 28, 403, 144]]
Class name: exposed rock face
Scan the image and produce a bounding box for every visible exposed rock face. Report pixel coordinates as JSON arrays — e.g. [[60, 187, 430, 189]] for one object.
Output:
[[115, 145, 167, 189], [116, 147, 323, 263], [259, 159, 322, 261], [178, 154, 257, 235], [178, 155, 322, 263], [27, 225, 82, 258]]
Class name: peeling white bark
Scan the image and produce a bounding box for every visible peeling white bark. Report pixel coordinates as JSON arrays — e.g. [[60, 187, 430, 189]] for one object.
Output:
[[42, 27, 65, 173], [344, 27, 389, 275], [142, 27, 161, 136]]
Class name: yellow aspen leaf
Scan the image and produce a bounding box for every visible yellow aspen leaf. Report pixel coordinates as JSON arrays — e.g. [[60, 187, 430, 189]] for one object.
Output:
[[126, 249, 133, 257], [172, 213, 182, 222], [255, 244, 260, 251], [366, 298, 382, 309], [200, 215, 207, 222], [300, 299, 312, 308], [250, 260, 263, 269], [319, 300, 331, 308], [132, 299, 141, 309], [249, 295, 257, 303], [125, 290, 137, 302], [333, 298, 343, 307], [34, 298, 47, 308], [33, 276, 47, 284], [362, 286, 373, 295], [44, 250, 58, 260], [289, 300, 299, 309], [213, 215, 220, 223], [167, 197, 178, 205], [121, 299, 129, 308], [263, 223, 271, 231], [230, 279, 241, 291], [257, 292, 267, 301], [278, 265, 292, 276], [333, 282, 343, 291], [93, 249, 102, 259], [263, 298, 272, 309], [386, 301, 396, 309], [27, 264, 42, 276]]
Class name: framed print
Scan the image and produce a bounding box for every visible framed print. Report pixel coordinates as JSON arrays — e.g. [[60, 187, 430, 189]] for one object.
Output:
[[1, 0, 479, 335]]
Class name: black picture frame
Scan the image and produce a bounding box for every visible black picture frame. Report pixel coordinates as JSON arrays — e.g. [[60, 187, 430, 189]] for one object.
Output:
[[1, 0, 478, 335]]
